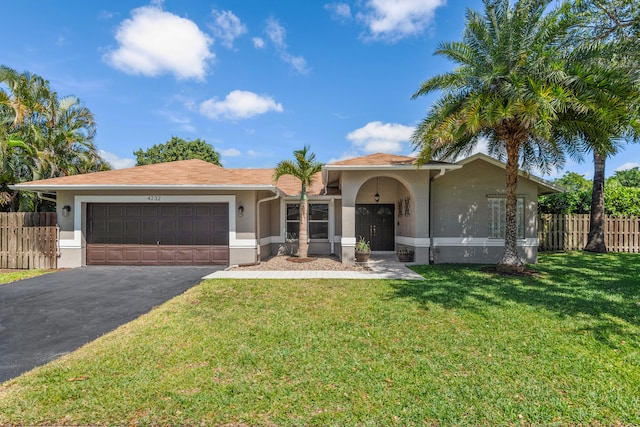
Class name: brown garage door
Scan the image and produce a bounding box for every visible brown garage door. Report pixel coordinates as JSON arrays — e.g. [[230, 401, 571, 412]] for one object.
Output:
[[87, 203, 229, 265]]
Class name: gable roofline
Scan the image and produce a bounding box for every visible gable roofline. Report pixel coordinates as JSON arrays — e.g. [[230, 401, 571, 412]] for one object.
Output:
[[456, 152, 563, 194], [324, 152, 460, 171]]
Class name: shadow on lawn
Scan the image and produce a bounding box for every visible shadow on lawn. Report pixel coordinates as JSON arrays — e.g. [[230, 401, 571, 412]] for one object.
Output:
[[389, 252, 640, 348]]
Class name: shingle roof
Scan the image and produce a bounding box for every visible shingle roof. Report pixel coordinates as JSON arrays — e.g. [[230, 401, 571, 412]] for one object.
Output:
[[15, 159, 324, 196], [329, 153, 417, 166]]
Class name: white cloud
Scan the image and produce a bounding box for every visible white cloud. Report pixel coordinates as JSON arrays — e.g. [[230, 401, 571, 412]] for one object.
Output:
[[325, 3, 352, 21], [157, 110, 196, 133], [104, 5, 214, 80], [615, 162, 640, 171], [98, 10, 116, 20], [252, 37, 265, 48], [99, 150, 136, 169], [247, 149, 261, 156], [357, 0, 446, 42], [263, 17, 309, 74], [199, 90, 283, 120], [281, 53, 309, 74], [347, 121, 414, 153], [265, 17, 287, 48], [220, 148, 241, 157], [209, 9, 247, 49]]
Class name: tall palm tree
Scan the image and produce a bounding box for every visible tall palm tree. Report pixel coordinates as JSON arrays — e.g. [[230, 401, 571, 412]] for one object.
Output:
[[273, 146, 323, 259], [1, 66, 107, 211], [564, 0, 640, 253], [411, 0, 632, 272]]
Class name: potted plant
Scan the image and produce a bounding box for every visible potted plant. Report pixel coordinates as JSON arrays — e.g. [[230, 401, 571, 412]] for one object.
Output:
[[397, 247, 414, 262], [355, 236, 371, 262]]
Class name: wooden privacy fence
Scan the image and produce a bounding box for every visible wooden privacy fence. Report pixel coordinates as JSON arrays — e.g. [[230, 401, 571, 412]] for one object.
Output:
[[539, 214, 640, 252], [0, 212, 58, 269]]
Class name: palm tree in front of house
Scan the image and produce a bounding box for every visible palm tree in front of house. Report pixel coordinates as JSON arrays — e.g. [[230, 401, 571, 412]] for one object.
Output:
[[274, 146, 323, 259], [411, 0, 634, 272]]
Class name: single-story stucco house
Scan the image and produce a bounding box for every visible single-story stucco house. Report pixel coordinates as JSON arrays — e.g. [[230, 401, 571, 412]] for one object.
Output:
[[13, 152, 560, 268]]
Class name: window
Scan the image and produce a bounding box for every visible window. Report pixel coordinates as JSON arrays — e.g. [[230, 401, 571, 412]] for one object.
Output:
[[286, 203, 329, 240], [488, 197, 525, 239]]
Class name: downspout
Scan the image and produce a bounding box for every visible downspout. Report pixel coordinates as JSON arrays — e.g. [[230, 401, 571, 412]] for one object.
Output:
[[255, 190, 281, 264]]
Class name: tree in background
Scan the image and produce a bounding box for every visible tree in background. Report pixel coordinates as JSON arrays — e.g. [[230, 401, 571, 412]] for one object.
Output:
[[134, 137, 221, 166], [0, 66, 107, 211], [610, 167, 640, 188], [539, 172, 592, 214], [273, 146, 323, 259], [564, 0, 640, 253], [410, 0, 628, 272], [539, 171, 640, 216]]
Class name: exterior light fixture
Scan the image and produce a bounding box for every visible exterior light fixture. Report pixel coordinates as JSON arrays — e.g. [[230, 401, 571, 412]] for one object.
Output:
[[62, 205, 71, 217], [238, 205, 244, 217], [374, 177, 380, 203]]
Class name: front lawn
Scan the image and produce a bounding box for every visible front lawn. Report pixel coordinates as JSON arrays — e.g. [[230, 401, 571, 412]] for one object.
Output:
[[1, 252, 638, 426], [0, 269, 53, 285]]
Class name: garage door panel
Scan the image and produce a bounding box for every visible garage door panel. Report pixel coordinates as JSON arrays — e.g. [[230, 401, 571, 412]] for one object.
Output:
[[87, 203, 229, 265], [108, 205, 126, 217], [161, 206, 177, 217], [141, 248, 160, 263]]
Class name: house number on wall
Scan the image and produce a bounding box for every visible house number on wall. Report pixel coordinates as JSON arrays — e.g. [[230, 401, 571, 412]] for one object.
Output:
[[147, 196, 162, 201]]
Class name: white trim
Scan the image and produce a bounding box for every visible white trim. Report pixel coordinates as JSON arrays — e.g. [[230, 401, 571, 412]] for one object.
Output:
[[432, 237, 539, 247], [232, 239, 257, 249], [258, 235, 285, 245], [341, 236, 357, 246], [63, 195, 237, 249], [395, 236, 431, 247]]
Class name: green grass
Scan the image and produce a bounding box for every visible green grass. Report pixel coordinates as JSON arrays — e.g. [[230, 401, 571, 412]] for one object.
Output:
[[1, 252, 639, 426], [0, 269, 53, 285]]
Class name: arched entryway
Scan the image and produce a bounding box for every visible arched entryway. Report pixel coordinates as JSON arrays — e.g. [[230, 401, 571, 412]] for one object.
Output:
[[355, 204, 394, 250], [353, 175, 415, 252], [339, 170, 430, 265]]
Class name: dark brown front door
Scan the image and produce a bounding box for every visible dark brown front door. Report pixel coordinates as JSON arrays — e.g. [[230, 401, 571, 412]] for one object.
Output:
[[355, 204, 394, 251], [86, 203, 229, 265]]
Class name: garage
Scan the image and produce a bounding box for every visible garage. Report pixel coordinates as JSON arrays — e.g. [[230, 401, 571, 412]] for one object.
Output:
[[86, 203, 229, 265]]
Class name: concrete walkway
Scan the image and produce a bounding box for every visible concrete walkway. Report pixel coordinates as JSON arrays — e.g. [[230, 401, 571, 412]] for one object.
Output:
[[203, 254, 425, 281]]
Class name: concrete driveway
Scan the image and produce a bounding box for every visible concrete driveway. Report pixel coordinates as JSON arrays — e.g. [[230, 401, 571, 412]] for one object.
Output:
[[0, 265, 222, 383]]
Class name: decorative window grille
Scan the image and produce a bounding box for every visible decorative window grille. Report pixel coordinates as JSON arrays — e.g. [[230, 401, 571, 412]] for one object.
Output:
[[488, 197, 525, 239]]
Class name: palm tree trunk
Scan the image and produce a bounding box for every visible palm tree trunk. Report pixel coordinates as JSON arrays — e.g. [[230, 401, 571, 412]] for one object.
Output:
[[498, 142, 525, 273], [298, 198, 309, 258], [584, 151, 607, 253]]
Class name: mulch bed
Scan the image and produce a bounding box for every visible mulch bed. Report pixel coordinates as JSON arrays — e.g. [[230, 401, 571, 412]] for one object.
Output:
[[285, 257, 318, 263]]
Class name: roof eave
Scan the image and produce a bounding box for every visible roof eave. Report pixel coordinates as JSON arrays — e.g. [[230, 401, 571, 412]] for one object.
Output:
[[10, 184, 279, 192]]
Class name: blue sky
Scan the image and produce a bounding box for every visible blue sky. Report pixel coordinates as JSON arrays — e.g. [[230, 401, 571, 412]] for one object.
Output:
[[2, 0, 638, 178]]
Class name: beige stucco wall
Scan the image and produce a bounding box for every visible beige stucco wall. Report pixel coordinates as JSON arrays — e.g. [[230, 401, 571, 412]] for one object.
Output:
[[339, 169, 431, 264], [431, 159, 539, 263]]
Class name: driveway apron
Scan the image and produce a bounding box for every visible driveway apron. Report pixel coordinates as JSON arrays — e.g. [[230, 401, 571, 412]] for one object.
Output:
[[0, 266, 221, 383]]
